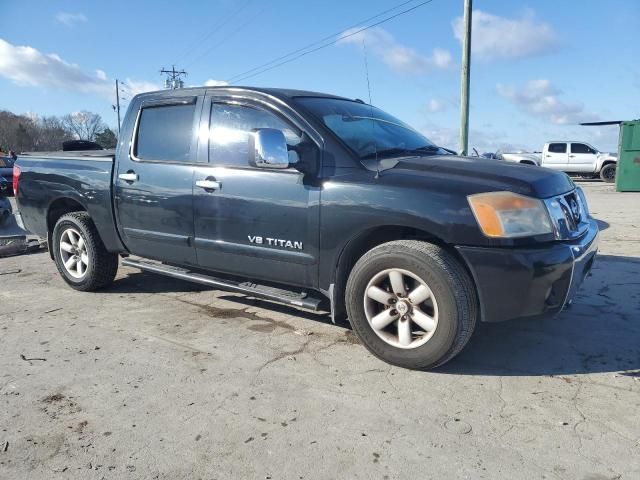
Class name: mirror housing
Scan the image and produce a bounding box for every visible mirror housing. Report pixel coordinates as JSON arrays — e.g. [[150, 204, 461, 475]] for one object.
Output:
[[248, 128, 289, 169]]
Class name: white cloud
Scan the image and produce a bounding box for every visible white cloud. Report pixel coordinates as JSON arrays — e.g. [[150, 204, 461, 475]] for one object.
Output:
[[0, 38, 110, 96], [497, 79, 597, 125], [453, 10, 559, 61], [426, 99, 446, 113], [421, 124, 522, 154], [204, 79, 229, 87], [55, 12, 88, 27], [339, 27, 451, 75], [123, 79, 162, 96], [0, 38, 159, 100]]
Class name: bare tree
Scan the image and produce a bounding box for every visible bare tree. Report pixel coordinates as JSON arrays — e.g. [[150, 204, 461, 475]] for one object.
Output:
[[0, 109, 110, 152], [0, 110, 39, 152], [62, 111, 106, 141], [33, 116, 74, 150]]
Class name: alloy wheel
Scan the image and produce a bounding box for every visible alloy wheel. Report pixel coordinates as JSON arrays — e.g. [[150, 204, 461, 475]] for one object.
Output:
[[363, 268, 439, 349], [59, 227, 89, 279]]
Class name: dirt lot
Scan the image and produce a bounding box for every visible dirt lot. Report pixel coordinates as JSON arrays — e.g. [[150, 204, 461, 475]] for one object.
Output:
[[1, 182, 639, 479]]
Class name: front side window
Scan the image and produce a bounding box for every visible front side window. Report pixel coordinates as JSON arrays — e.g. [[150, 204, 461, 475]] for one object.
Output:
[[209, 103, 301, 167], [548, 143, 567, 154], [571, 143, 594, 154], [135, 103, 196, 162], [295, 97, 445, 159]]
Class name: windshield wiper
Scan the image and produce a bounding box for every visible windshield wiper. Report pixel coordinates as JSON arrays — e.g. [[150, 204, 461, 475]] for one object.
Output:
[[412, 145, 440, 153], [361, 148, 410, 160], [360, 145, 440, 160]]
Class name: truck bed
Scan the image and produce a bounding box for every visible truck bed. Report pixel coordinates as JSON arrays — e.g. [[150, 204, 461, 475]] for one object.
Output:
[[15, 150, 123, 252]]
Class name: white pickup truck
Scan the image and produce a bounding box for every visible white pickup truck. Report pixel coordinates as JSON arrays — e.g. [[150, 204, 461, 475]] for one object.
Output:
[[541, 141, 617, 182]]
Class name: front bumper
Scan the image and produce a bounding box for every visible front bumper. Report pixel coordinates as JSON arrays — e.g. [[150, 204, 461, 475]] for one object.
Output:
[[456, 218, 599, 323]]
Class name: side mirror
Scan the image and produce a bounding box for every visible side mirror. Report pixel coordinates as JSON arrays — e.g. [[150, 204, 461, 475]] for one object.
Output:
[[248, 128, 289, 169]]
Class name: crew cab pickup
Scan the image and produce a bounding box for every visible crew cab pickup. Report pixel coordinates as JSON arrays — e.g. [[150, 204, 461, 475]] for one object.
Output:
[[541, 141, 618, 182], [15, 87, 599, 370]]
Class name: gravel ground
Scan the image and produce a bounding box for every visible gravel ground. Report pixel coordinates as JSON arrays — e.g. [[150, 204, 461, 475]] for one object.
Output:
[[1, 181, 639, 479]]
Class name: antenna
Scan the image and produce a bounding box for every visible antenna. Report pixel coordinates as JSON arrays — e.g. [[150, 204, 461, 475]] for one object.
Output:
[[362, 39, 380, 179], [160, 65, 188, 89]]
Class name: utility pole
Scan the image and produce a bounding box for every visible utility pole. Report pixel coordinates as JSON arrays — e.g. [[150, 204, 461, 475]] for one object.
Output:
[[160, 65, 188, 89], [459, 0, 472, 156], [115, 79, 122, 136]]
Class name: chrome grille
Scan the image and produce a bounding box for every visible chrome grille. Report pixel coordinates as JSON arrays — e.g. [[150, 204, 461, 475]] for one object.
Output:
[[544, 189, 589, 240]]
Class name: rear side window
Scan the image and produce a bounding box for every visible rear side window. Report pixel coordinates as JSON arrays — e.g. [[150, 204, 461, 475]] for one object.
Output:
[[135, 103, 196, 162], [571, 143, 593, 154], [209, 103, 301, 167], [548, 143, 567, 153]]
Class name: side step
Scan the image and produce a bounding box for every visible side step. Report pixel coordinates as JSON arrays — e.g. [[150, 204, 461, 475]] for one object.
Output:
[[121, 258, 323, 311]]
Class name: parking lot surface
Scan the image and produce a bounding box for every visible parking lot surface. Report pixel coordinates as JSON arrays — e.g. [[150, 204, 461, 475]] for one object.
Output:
[[1, 182, 639, 479]]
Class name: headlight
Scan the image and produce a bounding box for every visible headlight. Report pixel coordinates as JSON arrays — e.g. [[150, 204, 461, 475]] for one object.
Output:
[[467, 191, 553, 238]]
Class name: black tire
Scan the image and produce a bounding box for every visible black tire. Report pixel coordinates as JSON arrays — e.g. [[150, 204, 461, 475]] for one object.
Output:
[[600, 163, 616, 183], [52, 212, 118, 291], [345, 240, 477, 370]]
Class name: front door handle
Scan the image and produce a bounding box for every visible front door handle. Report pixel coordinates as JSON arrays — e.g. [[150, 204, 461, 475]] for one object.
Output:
[[196, 179, 221, 191], [118, 171, 138, 182]]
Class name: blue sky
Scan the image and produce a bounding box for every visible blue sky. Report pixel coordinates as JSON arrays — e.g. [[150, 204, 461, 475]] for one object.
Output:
[[0, 0, 638, 152]]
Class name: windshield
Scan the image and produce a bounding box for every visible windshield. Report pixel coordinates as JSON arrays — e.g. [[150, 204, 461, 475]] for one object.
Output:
[[296, 97, 445, 159]]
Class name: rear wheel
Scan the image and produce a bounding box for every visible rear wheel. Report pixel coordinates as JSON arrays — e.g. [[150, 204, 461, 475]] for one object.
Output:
[[345, 240, 477, 370], [600, 163, 616, 183], [52, 212, 118, 291]]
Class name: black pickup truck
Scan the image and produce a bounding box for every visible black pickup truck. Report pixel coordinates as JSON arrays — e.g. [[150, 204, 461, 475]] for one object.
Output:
[[15, 87, 598, 369]]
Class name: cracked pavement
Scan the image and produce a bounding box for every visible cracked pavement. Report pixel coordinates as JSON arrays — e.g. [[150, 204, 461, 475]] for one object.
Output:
[[1, 181, 639, 479]]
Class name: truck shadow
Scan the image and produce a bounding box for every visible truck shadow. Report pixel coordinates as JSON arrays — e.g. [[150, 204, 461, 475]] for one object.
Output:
[[109, 270, 211, 294], [594, 218, 610, 231], [108, 270, 333, 324], [110, 254, 639, 376], [439, 254, 640, 376]]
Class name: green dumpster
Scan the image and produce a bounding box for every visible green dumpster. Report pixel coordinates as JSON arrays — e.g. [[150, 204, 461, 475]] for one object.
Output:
[[616, 119, 640, 192]]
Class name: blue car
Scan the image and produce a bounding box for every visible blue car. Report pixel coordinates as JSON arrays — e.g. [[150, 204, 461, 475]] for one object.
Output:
[[0, 175, 9, 194], [0, 156, 15, 193]]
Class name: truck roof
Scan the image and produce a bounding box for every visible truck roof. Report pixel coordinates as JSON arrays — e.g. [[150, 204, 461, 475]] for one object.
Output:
[[134, 86, 356, 103]]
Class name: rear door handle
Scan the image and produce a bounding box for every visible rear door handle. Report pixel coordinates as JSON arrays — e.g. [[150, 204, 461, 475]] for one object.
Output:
[[118, 172, 138, 182], [196, 179, 221, 191], [569, 155, 576, 158]]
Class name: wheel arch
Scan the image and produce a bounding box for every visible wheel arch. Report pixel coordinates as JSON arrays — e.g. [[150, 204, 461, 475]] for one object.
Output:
[[46, 197, 88, 259], [329, 224, 476, 320]]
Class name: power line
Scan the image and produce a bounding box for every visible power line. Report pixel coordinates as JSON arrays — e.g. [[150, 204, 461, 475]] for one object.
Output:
[[228, 0, 435, 84], [185, 4, 267, 69], [175, 0, 255, 65], [227, 0, 420, 83]]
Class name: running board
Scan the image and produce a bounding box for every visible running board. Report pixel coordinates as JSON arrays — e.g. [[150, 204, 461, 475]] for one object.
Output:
[[121, 258, 323, 311]]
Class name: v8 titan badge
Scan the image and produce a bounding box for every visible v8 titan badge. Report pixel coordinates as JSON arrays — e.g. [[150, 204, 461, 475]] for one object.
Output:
[[248, 235, 303, 250]]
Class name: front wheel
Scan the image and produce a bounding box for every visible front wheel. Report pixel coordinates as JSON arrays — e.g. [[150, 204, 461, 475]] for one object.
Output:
[[52, 212, 118, 291], [600, 163, 616, 183], [345, 240, 477, 370]]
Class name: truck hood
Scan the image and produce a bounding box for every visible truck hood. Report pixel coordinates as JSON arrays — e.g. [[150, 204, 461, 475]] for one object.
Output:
[[598, 152, 617, 161], [371, 154, 574, 199], [501, 152, 542, 164]]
